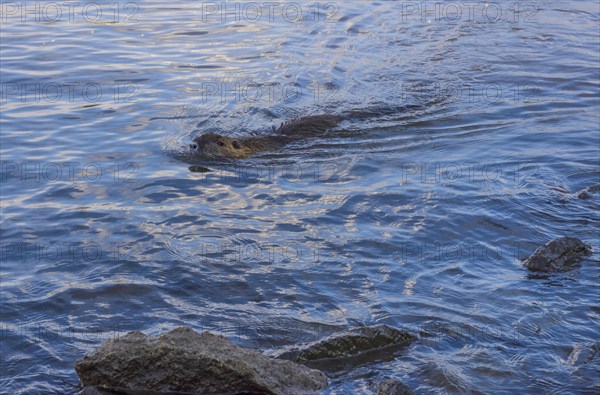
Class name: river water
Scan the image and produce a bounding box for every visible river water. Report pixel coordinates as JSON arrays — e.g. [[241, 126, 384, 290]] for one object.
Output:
[[1, 1, 599, 393]]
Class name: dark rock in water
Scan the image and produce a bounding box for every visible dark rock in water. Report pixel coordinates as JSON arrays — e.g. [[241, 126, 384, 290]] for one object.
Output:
[[578, 190, 593, 200], [272, 325, 415, 366], [75, 327, 327, 395], [523, 237, 592, 272], [78, 388, 107, 395], [188, 165, 211, 173], [567, 343, 599, 366], [377, 379, 414, 395], [78, 387, 205, 395], [577, 184, 600, 199], [77, 386, 250, 395]]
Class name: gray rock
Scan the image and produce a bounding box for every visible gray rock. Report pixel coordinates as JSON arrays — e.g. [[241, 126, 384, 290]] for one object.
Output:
[[75, 327, 327, 395], [77, 386, 223, 395], [378, 379, 414, 395], [273, 325, 415, 365], [78, 387, 109, 395], [577, 190, 593, 200], [523, 237, 592, 272], [567, 343, 599, 366]]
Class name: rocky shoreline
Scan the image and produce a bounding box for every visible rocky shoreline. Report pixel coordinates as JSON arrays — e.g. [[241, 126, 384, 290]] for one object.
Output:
[[76, 237, 594, 394], [76, 325, 415, 395]]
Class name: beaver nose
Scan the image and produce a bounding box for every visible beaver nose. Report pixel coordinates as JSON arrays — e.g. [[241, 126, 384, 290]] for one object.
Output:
[[189, 143, 198, 151]]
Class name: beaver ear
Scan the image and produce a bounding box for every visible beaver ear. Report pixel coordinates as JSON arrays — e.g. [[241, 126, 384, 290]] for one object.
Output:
[[232, 140, 241, 149]]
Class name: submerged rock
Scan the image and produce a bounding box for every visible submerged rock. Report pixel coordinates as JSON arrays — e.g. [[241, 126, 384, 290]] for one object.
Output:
[[272, 325, 415, 366], [377, 379, 414, 395], [75, 327, 327, 395], [523, 237, 592, 272], [577, 184, 600, 200]]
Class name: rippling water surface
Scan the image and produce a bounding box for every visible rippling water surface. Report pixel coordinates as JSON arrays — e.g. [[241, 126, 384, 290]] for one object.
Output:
[[1, 1, 599, 393]]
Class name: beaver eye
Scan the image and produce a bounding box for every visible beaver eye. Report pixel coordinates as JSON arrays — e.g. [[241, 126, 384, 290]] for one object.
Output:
[[232, 140, 241, 149], [189, 143, 198, 150], [217, 141, 225, 147]]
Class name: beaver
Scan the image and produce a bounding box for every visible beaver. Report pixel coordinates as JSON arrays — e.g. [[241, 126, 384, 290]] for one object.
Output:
[[188, 114, 342, 160], [185, 103, 431, 161]]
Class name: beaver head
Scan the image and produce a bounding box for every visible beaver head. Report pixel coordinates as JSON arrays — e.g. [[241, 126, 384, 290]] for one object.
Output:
[[189, 132, 252, 160]]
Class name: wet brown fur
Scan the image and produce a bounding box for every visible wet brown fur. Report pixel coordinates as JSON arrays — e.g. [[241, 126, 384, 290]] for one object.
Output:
[[190, 115, 342, 160]]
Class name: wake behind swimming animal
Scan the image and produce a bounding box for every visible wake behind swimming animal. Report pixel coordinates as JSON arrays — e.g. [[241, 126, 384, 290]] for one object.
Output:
[[188, 115, 342, 160]]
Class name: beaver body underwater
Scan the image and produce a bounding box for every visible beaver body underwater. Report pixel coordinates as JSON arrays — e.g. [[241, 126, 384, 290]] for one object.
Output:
[[185, 103, 431, 161], [188, 114, 342, 160]]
